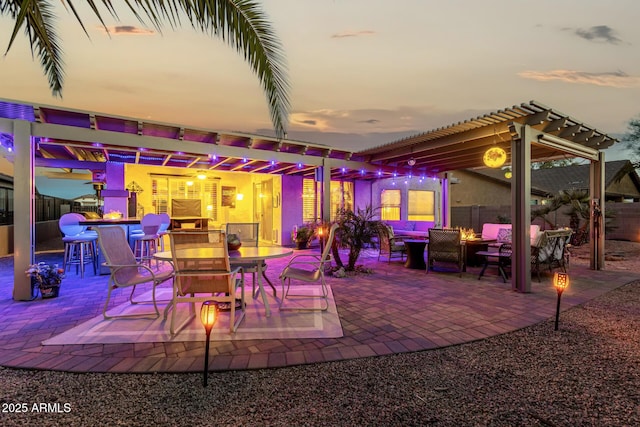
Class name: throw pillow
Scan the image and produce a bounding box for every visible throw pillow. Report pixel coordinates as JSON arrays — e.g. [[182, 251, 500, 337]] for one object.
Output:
[[497, 228, 512, 243]]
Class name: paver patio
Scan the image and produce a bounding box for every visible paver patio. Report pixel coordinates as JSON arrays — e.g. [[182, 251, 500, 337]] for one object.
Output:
[[1, 247, 637, 373]]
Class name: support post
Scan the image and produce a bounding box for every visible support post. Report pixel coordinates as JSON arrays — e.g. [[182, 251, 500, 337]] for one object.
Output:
[[510, 123, 532, 293], [321, 160, 331, 222], [441, 173, 451, 228], [589, 151, 605, 270], [12, 120, 35, 300]]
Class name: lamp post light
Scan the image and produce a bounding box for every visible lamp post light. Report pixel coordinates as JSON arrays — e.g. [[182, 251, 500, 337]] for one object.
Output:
[[200, 300, 218, 387], [553, 272, 569, 331]]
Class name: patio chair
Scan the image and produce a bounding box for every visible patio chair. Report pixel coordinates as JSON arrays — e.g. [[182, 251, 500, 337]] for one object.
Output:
[[166, 230, 246, 334], [427, 228, 463, 276], [226, 222, 276, 297], [279, 223, 338, 311], [531, 229, 573, 282], [377, 224, 406, 263], [95, 226, 174, 319]]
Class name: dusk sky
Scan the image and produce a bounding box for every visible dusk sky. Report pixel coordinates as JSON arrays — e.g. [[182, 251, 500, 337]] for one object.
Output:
[[1, 0, 639, 156]]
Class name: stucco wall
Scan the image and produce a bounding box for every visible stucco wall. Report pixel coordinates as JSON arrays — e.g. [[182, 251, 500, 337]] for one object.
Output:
[[371, 177, 441, 222]]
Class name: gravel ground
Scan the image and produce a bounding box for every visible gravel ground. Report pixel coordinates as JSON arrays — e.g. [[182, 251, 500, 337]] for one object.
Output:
[[1, 275, 639, 426]]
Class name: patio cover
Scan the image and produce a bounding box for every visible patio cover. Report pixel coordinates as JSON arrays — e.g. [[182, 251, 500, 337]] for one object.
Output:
[[0, 98, 619, 298]]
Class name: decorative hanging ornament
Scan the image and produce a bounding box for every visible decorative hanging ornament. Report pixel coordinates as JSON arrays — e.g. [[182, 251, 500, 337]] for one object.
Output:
[[483, 147, 507, 168]]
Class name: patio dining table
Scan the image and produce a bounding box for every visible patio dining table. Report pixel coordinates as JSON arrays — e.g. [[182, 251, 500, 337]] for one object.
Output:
[[153, 246, 293, 317]]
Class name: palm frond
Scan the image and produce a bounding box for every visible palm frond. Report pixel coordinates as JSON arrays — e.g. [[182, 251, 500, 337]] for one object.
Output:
[[3, 0, 65, 96], [2, 0, 290, 136], [125, 0, 291, 137]]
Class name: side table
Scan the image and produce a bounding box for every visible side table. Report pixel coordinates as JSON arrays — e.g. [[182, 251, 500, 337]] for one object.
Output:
[[403, 239, 427, 269]]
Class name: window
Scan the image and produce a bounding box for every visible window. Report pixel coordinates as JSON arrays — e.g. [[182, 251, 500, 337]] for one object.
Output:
[[330, 181, 353, 221], [302, 178, 354, 222], [152, 176, 219, 221], [302, 178, 319, 223], [381, 189, 400, 220], [407, 190, 434, 221]]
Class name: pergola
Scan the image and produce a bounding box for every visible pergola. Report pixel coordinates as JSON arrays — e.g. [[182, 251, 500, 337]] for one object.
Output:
[[1, 98, 618, 299]]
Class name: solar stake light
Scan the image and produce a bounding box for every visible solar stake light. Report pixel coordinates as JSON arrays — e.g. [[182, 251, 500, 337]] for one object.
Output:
[[200, 301, 218, 387], [553, 272, 569, 331]]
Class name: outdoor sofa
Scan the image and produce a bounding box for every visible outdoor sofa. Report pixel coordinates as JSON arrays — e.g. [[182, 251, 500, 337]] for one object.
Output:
[[384, 220, 435, 239]]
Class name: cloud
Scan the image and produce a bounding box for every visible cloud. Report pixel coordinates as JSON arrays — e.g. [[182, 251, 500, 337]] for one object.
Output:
[[331, 30, 375, 39], [518, 69, 639, 88], [574, 25, 622, 44], [97, 25, 155, 35], [289, 106, 483, 136]]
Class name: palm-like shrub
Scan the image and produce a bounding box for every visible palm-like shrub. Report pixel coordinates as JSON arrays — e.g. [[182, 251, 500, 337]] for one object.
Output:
[[331, 205, 381, 271]]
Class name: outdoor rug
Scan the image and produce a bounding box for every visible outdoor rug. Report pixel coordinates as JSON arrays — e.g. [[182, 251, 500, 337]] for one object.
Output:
[[42, 286, 342, 345]]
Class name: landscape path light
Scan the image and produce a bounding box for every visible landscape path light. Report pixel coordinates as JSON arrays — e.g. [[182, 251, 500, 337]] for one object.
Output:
[[553, 272, 569, 331], [200, 300, 218, 387]]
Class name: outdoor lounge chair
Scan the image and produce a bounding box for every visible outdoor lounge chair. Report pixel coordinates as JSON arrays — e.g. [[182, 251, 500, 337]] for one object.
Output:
[[95, 226, 174, 320], [279, 223, 338, 311], [427, 228, 464, 276], [531, 229, 573, 282], [377, 224, 406, 263], [166, 230, 246, 334]]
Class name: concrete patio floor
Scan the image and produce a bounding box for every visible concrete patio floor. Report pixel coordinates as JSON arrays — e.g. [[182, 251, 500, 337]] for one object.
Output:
[[1, 247, 638, 374]]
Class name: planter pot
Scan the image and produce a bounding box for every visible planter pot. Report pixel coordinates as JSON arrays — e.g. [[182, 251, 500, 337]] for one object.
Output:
[[296, 241, 309, 250], [228, 242, 242, 251], [30, 277, 40, 300], [40, 286, 60, 299]]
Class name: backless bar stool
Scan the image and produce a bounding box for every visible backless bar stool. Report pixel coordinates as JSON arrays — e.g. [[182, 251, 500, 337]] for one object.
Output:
[[130, 213, 163, 265], [59, 213, 98, 278]]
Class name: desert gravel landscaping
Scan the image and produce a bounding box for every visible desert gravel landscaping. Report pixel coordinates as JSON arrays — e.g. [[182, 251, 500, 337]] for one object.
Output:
[[1, 241, 639, 426]]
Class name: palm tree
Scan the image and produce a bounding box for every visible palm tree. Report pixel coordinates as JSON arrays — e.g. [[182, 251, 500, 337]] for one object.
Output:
[[0, 0, 290, 137]]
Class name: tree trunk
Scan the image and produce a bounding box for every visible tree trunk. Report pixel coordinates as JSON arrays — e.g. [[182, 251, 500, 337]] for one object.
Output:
[[347, 248, 361, 271], [331, 239, 344, 268]]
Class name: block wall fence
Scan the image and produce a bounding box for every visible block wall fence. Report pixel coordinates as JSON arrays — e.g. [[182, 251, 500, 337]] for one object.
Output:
[[451, 202, 640, 243]]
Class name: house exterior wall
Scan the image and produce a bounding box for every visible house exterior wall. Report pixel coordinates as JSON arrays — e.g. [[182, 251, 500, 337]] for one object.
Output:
[[281, 175, 303, 246], [354, 180, 372, 212], [371, 177, 441, 222], [450, 170, 547, 207], [124, 164, 282, 242]]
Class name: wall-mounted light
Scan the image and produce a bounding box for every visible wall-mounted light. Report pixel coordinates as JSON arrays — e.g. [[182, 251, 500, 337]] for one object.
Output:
[[483, 147, 507, 168], [236, 193, 244, 201]]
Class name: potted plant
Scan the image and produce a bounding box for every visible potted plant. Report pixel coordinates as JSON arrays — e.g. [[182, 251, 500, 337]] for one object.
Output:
[[25, 262, 64, 299], [292, 223, 315, 249]]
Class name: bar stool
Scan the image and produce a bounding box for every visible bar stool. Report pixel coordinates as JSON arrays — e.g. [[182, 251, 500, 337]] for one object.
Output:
[[59, 213, 98, 278], [157, 213, 171, 251], [130, 213, 163, 265]]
